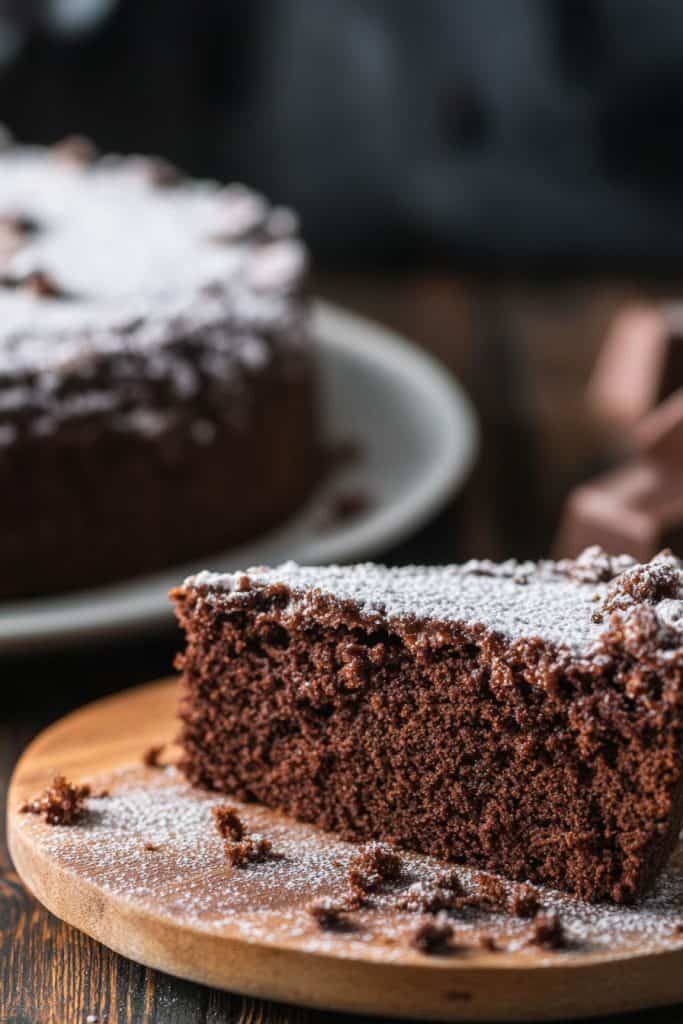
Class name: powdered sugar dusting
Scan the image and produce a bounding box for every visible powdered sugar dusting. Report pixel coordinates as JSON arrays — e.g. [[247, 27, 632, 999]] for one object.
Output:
[[0, 143, 307, 438], [185, 549, 683, 652], [17, 766, 683, 964]]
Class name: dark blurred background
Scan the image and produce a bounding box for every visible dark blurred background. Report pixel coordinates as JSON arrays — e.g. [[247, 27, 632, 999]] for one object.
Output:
[[3, 0, 683, 269]]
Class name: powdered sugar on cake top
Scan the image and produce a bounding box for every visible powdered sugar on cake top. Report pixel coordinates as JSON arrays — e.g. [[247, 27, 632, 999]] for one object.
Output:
[[186, 547, 683, 653], [0, 143, 307, 436]]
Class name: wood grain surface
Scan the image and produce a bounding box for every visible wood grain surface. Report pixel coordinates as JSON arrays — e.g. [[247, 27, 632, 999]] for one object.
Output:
[[10, 678, 683, 1022], [2, 273, 683, 1024]]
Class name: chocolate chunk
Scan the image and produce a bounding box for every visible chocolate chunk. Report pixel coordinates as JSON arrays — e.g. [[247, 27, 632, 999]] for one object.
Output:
[[553, 460, 683, 563], [635, 390, 683, 465], [409, 913, 454, 955], [19, 775, 90, 825], [588, 303, 683, 440]]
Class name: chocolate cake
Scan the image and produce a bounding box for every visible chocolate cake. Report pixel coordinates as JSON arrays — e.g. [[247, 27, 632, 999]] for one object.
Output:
[[172, 548, 683, 904], [0, 135, 317, 598]]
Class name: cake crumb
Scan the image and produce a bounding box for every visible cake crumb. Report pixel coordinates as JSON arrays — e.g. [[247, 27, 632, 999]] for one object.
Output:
[[348, 841, 402, 897], [479, 933, 500, 952], [142, 744, 165, 768], [226, 834, 272, 867], [509, 882, 542, 918], [409, 913, 454, 955], [526, 911, 567, 950], [143, 841, 161, 852], [306, 897, 352, 931], [399, 879, 461, 914], [19, 775, 90, 825], [434, 867, 463, 892], [212, 804, 244, 841], [469, 872, 507, 911]]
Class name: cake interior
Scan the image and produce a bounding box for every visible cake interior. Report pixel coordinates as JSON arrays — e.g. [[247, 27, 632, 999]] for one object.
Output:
[[174, 557, 683, 904]]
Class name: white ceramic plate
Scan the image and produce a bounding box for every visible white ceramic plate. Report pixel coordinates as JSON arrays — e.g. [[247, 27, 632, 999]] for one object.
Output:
[[0, 301, 478, 653]]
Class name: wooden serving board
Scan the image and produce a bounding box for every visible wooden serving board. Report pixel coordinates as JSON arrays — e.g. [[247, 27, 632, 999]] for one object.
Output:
[[8, 677, 683, 1021]]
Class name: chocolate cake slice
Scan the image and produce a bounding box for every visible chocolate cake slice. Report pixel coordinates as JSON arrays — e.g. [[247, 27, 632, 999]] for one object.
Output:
[[172, 547, 683, 904]]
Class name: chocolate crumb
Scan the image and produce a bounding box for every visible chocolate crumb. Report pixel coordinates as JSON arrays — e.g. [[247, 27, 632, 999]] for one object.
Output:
[[19, 775, 90, 825], [306, 897, 352, 931], [457, 872, 507, 912], [409, 913, 454, 955], [143, 841, 161, 852], [509, 882, 542, 918], [348, 841, 402, 897], [53, 135, 97, 165], [142, 744, 165, 768], [225, 834, 272, 867], [399, 879, 462, 914], [212, 804, 244, 841], [479, 933, 500, 952], [434, 867, 464, 893], [526, 911, 567, 950]]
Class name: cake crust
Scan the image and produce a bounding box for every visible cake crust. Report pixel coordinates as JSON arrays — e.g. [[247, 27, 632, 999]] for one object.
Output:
[[172, 547, 683, 904]]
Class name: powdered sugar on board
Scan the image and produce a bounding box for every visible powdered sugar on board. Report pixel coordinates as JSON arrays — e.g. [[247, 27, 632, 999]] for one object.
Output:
[[15, 766, 683, 964]]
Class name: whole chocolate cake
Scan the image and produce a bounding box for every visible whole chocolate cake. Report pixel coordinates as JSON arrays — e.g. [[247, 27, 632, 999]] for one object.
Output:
[[173, 547, 683, 904], [0, 136, 317, 598]]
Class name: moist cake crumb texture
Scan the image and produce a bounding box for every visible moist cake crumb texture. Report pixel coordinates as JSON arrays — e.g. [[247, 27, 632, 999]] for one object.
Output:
[[174, 547, 683, 903]]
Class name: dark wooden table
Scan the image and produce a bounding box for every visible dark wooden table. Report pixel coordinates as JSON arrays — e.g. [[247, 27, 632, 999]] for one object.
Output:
[[1, 272, 680, 1023]]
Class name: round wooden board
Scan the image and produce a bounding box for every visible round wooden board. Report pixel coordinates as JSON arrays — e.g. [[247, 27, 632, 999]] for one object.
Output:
[[7, 678, 683, 1021]]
